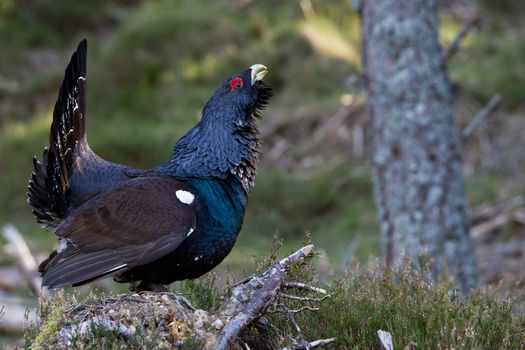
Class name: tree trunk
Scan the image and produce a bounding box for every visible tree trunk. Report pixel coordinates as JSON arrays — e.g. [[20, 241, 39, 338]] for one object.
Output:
[[360, 0, 478, 292]]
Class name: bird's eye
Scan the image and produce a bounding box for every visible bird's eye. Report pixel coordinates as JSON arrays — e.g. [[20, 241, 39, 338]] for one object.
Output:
[[229, 77, 243, 91]]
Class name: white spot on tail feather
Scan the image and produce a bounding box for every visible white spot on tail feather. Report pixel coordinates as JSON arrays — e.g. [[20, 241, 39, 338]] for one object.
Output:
[[187, 227, 195, 237], [176, 190, 194, 205]]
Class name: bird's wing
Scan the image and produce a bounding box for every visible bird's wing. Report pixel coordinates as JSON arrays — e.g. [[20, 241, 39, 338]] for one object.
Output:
[[28, 39, 131, 228], [40, 176, 197, 288]]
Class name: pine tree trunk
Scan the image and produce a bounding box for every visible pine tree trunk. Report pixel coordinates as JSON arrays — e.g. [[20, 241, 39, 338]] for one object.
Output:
[[360, 0, 478, 292]]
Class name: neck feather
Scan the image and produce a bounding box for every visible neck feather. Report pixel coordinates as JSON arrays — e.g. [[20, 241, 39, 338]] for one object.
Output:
[[161, 117, 260, 193]]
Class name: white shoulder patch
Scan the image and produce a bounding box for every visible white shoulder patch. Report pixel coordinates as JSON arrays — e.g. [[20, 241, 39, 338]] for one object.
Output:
[[176, 190, 195, 205], [57, 239, 68, 253]]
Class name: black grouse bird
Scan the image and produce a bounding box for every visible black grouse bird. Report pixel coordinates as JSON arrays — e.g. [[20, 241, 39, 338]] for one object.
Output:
[[27, 39, 271, 291]]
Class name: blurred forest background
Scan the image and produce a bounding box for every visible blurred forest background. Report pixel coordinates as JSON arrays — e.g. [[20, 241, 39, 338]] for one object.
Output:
[[1, 0, 525, 346]]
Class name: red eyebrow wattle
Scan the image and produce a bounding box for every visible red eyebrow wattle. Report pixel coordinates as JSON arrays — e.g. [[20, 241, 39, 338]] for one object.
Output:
[[230, 77, 243, 91]]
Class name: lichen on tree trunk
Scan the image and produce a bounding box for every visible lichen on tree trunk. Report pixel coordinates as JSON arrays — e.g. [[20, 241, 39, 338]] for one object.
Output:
[[360, 0, 478, 292]]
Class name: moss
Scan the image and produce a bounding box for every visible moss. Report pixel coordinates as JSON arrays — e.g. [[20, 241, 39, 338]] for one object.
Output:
[[30, 304, 66, 349]]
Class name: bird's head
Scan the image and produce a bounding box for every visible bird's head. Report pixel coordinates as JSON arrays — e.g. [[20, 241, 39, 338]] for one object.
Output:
[[168, 64, 272, 193], [201, 64, 272, 125]]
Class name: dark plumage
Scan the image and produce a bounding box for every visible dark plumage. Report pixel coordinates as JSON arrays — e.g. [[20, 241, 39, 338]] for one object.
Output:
[[27, 39, 272, 291]]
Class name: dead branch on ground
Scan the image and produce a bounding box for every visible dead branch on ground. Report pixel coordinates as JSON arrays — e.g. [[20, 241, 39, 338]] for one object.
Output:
[[470, 196, 525, 239], [2, 224, 42, 296], [0, 291, 37, 334]]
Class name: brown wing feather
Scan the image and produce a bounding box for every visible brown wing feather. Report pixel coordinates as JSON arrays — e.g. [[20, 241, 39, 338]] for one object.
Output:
[[41, 176, 197, 288]]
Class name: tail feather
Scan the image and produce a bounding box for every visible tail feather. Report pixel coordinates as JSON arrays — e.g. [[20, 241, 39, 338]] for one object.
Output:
[[41, 247, 127, 288], [28, 39, 88, 228]]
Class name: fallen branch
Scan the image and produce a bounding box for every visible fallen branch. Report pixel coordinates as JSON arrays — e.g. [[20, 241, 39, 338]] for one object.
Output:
[[470, 195, 525, 239], [2, 224, 42, 295], [462, 93, 502, 140], [0, 291, 37, 334], [470, 195, 523, 225], [442, 17, 481, 62], [471, 209, 525, 240], [470, 195, 525, 226], [214, 245, 315, 350]]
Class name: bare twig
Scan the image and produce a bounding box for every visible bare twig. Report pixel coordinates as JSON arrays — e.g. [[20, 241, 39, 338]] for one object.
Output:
[[2, 224, 42, 295], [280, 293, 332, 302], [462, 93, 502, 140], [377, 330, 394, 350], [281, 338, 337, 350], [283, 305, 306, 346], [442, 17, 481, 62], [283, 305, 319, 314], [258, 317, 287, 336], [271, 288, 330, 350], [270, 304, 320, 315], [228, 275, 252, 289], [283, 282, 327, 295]]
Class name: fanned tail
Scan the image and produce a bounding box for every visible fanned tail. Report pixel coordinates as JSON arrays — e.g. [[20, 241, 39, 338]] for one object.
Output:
[[27, 39, 88, 228]]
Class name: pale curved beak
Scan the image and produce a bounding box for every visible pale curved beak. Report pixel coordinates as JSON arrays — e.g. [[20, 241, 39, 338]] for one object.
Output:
[[250, 64, 268, 85]]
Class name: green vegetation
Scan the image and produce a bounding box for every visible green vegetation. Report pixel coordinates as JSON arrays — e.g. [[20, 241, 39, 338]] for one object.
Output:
[[286, 263, 525, 348]]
